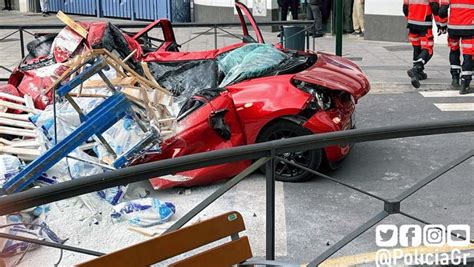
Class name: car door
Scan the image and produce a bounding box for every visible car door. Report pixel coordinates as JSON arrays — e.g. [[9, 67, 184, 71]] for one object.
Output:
[[147, 90, 250, 189], [235, 1, 265, 44]]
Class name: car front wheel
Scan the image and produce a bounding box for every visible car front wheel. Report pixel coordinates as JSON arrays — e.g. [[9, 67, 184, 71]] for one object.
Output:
[[257, 120, 322, 182]]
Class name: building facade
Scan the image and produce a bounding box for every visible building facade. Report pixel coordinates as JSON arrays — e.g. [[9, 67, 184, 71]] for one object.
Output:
[[5, 0, 446, 44], [194, 0, 279, 24]]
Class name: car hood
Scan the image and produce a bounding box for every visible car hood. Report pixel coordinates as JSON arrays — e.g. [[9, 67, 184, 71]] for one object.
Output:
[[293, 52, 370, 101]]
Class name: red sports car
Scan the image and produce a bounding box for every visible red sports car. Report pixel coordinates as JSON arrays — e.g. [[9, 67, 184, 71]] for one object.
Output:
[[3, 2, 369, 190], [135, 2, 370, 189]]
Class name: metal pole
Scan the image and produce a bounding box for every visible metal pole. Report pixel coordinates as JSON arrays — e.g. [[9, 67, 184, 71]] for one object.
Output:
[[306, 31, 310, 50], [265, 150, 276, 260], [335, 0, 343, 56], [19, 27, 25, 59], [214, 25, 218, 50], [96, 0, 101, 18]]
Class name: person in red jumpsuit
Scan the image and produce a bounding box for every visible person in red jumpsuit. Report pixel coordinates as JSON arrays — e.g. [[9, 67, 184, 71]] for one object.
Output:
[[440, 0, 474, 94], [403, 0, 447, 88]]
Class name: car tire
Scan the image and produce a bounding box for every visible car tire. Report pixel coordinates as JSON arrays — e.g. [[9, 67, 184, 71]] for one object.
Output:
[[257, 120, 322, 182]]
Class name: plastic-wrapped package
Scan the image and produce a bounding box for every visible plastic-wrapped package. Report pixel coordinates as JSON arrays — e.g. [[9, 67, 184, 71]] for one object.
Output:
[[30, 97, 104, 143], [97, 186, 127, 205], [0, 222, 65, 257], [218, 44, 289, 87], [0, 155, 22, 188], [94, 115, 147, 162], [110, 198, 175, 227]]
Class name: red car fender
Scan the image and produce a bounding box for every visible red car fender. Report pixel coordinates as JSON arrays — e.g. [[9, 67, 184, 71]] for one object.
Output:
[[303, 109, 352, 163], [226, 75, 312, 144]]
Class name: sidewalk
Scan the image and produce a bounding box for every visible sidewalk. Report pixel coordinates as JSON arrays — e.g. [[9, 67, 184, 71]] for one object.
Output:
[[0, 10, 453, 92]]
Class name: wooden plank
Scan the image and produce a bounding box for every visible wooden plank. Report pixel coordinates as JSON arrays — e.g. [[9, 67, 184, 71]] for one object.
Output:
[[141, 62, 161, 88], [46, 50, 94, 94], [23, 95, 35, 110], [0, 92, 25, 103], [82, 77, 137, 89], [56, 11, 88, 39], [0, 127, 37, 138], [0, 145, 41, 157], [0, 138, 40, 148], [93, 49, 170, 95], [0, 118, 36, 129], [122, 49, 137, 63], [0, 100, 40, 114], [0, 112, 31, 121], [169, 237, 253, 267], [77, 211, 246, 267]]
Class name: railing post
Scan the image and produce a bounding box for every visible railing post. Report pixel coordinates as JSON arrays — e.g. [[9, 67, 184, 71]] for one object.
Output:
[[306, 30, 310, 51], [19, 27, 25, 59], [265, 150, 276, 260], [96, 0, 101, 18], [335, 0, 343, 56], [214, 25, 218, 50]]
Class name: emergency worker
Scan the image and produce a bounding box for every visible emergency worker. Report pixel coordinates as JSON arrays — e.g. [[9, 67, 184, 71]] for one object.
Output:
[[403, 0, 447, 88], [440, 0, 474, 94]]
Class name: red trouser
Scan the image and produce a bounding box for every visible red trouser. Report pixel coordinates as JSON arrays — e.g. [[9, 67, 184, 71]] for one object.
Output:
[[448, 36, 474, 56], [448, 35, 474, 76], [408, 28, 434, 64]]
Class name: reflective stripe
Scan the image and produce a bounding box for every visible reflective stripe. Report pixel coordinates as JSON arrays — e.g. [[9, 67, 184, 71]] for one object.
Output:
[[451, 65, 462, 69], [409, 37, 420, 41], [415, 58, 426, 64], [436, 22, 448, 27], [421, 41, 434, 45], [462, 43, 474, 48], [408, 20, 433, 26], [450, 3, 474, 9], [409, 0, 429, 4], [448, 24, 474, 30], [461, 71, 473, 76]]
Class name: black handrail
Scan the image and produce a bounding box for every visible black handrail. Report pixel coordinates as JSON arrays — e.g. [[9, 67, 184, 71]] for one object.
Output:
[[0, 20, 312, 30], [0, 118, 472, 264], [0, 118, 473, 215]]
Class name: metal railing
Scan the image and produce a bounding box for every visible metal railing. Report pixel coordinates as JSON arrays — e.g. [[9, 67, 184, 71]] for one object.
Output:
[[0, 118, 473, 265], [0, 20, 316, 82]]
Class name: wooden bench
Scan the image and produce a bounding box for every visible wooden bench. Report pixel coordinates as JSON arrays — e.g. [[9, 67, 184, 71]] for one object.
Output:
[[77, 211, 253, 267]]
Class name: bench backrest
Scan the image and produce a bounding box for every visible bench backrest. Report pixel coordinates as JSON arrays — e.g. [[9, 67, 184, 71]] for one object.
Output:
[[77, 211, 252, 267]]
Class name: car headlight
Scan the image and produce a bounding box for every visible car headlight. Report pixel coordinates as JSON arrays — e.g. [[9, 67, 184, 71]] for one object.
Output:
[[293, 80, 332, 110]]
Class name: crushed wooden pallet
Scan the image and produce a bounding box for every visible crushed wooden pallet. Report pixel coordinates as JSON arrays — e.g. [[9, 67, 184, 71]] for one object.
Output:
[[0, 94, 42, 161], [48, 48, 177, 140]]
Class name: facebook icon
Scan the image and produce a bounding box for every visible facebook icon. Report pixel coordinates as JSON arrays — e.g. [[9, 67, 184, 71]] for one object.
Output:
[[400, 225, 422, 247]]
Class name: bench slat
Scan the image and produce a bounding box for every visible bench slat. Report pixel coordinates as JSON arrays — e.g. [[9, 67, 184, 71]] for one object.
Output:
[[169, 236, 253, 267], [77, 211, 246, 267]]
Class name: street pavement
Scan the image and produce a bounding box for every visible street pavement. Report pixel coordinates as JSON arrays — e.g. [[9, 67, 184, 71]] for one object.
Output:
[[0, 9, 473, 267]]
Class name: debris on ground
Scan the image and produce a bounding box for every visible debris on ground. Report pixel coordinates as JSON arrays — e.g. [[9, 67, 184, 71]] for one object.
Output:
[[0, 12, 177, 264], [111, 198, 176, 227]]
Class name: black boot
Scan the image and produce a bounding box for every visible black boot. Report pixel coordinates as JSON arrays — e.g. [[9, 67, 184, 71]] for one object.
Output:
[[459, 76, 471, 95], [451, 69, 461, 89], [417, 70, 428, 80], [407, 62, 424, 88]]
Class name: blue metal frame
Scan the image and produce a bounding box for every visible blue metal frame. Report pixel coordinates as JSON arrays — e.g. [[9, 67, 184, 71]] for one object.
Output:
[[3, 93, 132, 194]]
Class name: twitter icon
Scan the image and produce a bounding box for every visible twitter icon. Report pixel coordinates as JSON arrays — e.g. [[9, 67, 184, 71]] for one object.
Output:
[[376, 225, 398, 247]]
